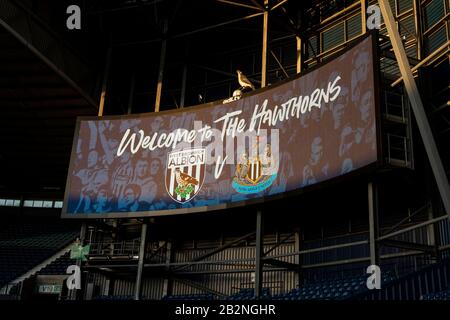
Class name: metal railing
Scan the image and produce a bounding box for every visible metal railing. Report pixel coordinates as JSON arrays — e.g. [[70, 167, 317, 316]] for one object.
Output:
[[88, 240, 167, 264], [89, 240, 141, 257]]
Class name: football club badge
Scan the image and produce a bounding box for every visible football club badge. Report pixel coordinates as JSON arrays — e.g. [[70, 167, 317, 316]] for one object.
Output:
[[232, 138, 278, 194], [165, 148, 206, 203]]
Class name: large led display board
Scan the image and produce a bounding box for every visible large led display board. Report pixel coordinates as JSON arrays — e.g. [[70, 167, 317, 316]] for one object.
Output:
[[62, 35, 379, 218]]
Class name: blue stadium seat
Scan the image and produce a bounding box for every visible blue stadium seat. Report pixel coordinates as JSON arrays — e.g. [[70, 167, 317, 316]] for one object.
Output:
[[227, 271, 398, 301], [0, 220, 80, 288], [161, 293, 216, 301]]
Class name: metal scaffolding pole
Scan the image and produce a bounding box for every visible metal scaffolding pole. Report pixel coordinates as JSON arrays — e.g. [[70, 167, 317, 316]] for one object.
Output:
[[296, 36, 302, 73], [162, 241, 173, 296], [378, 1, 450, 221], [254, 2, 269, 296], [294, 228, 303, 286], [361, 0, 367, 34], [425, 160, 442, 260], [261, 0, 269, 88], [413, 0, 423, 60], [368, 182, 379, 266], [155, 19, 168, 112], [255, 210, 264, 297], [98, 47, 112, 118], [70, 223, 87, 300], [134, 222, 148, 300]]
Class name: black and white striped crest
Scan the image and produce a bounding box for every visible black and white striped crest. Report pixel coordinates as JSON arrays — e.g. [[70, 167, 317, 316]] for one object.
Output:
[[247, 159, 263, 183]]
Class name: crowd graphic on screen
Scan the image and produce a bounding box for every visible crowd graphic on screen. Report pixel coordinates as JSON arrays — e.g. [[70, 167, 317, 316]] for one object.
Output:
[[66, 37, 377, 215]]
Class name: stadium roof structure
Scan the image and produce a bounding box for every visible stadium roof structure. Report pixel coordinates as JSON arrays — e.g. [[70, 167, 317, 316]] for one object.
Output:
[[0, 0, 349, 196], [0, 18, 96, 194]]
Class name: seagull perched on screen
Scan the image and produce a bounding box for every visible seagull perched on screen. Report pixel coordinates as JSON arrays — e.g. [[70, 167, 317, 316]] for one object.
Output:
[[237, 70, 255, 91]]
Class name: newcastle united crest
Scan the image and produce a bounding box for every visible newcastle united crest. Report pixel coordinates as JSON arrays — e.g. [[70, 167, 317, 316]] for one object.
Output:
[[232, 141, 278, 194], [165, 148, 206, 203]]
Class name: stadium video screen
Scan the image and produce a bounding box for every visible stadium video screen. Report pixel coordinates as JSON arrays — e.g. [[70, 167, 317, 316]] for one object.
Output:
[[62, 35, 379, 218]]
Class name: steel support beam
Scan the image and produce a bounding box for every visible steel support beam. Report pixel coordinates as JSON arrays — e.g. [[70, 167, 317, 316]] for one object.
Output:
[[271, 0, 288, 12], [294, 229, 303, 286], [155, 20, 168, 112], [216, 0, 263, 11], [425, 159, 443, 260], [255, 210, 264, 298], [382, 203, 430, 236], [380, 239, 436, 254], [296, 36, 302, 74], [368, 182, 379, 266], [261, 1, 269, 88], [378, 215, 447, 242], [270, 50, 289, 78], [70, 223, 87, 300], [264, 233, 294, 256], [249, 0, 264, 10], [264, 258, 299, 270], [413, 0, 423, 60], [172, 277, 226, 298], [361, 0, 367, 34], [98, 47, 112, 117], [172, 12, 264, 39], [134, 222, 147, 300], [427, 197, 437, 249], [162, 241, 173, 297], [390, 40, 450, 87], [172, 231, 255, 272], [378, 1, 450, 221]]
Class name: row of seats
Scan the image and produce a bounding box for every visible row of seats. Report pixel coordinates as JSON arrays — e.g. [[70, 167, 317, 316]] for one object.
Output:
[[163, 294, 216, 300], [38, 252, 72, 275], [0, 222, 78, 240], [159, 273, 397, 301], [93, 295, 135, 301], [227, 288, 271, 300], [421, 285, 450, 300], [90, 273, 398, 301], [272, 272, 397, 300], [0, 220, 80, 287]]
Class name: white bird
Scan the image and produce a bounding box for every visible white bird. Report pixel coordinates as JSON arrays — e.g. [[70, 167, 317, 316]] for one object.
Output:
[[237, 70, 255, 90]]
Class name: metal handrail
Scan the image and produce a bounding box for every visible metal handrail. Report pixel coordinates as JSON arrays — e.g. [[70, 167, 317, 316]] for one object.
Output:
[[89, 240, 141, 256]]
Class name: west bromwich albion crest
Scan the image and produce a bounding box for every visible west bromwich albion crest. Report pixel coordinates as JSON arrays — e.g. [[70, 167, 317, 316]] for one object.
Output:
[[165, 148, 206, 203]]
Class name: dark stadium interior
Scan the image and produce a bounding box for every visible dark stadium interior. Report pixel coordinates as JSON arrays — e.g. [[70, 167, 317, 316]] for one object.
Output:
[[0, 0, 450, 302]]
